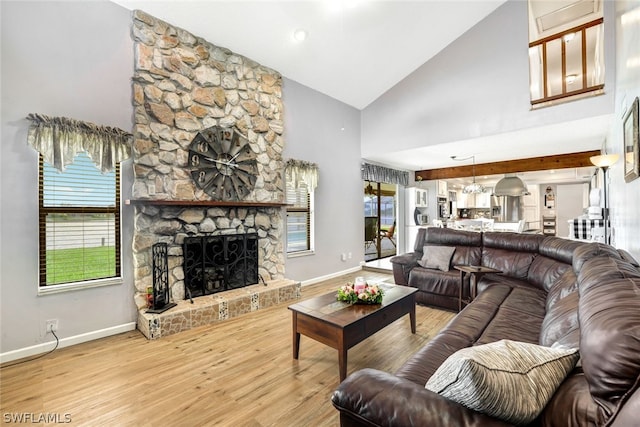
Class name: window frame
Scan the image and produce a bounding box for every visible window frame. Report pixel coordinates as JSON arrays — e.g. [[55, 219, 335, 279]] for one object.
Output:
[[38, 154, 123, 294], [285, 173, 314, 257]]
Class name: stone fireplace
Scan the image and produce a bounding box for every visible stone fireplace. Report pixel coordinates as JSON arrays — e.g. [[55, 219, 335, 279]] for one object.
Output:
[[129, 10, 299, 339]]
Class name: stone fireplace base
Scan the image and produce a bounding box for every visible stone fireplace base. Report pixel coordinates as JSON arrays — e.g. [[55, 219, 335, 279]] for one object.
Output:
[[137, 279, 300, 339]]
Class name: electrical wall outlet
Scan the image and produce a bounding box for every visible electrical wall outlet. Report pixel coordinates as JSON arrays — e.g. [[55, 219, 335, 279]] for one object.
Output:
[[46, 319, 58, 333], [348, 252, 352, 259], [341, 253, 347, 261]]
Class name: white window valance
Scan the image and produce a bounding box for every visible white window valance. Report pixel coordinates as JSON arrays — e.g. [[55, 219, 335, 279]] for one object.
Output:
[[361, 162, 409, 186], [285, 159, 318, 191], [26, 113, 132, 173]]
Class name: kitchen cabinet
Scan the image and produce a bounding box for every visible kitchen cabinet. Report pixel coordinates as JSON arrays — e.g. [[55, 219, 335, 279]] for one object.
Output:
[[437, 180, 448, 198], [456, 190, 469, 209], [412, 188, 428, 207], [474, 189, 492, 208], [456, 188, 492, 208]]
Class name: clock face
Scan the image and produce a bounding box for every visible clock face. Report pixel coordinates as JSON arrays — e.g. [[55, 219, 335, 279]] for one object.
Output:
[[188, 126, 258, 200]]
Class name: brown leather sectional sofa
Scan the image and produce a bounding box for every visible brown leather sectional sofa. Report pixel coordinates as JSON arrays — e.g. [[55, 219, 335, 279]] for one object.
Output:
[[332, 227, 640, 426]]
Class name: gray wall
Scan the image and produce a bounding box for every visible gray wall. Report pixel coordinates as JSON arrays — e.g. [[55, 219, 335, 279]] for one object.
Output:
[[0, 1, 136, 356], [282, 78, 363, 282], [556, 184, 587, 238], [2, 0, 637, 359], [0, 1, 364, 358], [361, 0, 616, 158], [608, 0, 640, 259]]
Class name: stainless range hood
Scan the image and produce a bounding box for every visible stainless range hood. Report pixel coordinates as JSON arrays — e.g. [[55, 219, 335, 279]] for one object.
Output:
[[493, 174, 530, 197]]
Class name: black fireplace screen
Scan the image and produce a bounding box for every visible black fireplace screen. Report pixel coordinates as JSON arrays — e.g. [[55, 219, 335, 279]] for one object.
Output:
[[183, 233, 259, 298]]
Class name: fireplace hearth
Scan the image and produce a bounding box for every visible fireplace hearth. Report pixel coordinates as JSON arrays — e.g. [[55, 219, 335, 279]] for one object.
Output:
[[183, 233, 259, 298]]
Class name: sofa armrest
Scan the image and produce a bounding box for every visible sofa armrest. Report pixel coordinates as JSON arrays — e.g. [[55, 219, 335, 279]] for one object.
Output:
[[390, 252, 420, 266], [331, 368, 513, 427], [390, 253, 420, 286]]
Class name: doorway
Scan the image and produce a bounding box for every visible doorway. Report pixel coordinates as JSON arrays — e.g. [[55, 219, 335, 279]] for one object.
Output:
[[364, 181, 397, 262]]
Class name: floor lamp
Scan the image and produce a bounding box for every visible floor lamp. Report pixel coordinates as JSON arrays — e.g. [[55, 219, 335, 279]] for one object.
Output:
[[590, 154, 619, 245]]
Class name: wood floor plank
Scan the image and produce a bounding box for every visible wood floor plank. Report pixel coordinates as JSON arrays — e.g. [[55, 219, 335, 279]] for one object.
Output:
[[1, 271, 454, 426]]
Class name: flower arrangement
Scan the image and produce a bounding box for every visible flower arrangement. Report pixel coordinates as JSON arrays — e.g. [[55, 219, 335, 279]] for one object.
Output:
[[337, 280, 384, 304]]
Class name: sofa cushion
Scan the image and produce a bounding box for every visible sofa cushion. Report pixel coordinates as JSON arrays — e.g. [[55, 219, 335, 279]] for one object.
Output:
[[408, 267, 460, 298], [421, 227, 482, 266], [538, 236, 584, 265], [481, 232, 544, 282], [418, 245, 456, 271], [539, 372, 606, 426], [396, 285, 514, 386], [482, 247, 538, 281], [482, 231, 544, 252], [572, 241, 621, 272], [451, 246, 483, 267], [475, 286, 547, 345], [477, 274, 537, 293], [527, 255, 572, 292], [539, 269, 580, 348], [425, 340, 580, 425], [578, 256, 640, 420], [424, 226, 482, 247]]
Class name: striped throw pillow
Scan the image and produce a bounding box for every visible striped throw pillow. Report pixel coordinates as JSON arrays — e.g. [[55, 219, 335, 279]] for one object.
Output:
[[425, 340, 579, 425]]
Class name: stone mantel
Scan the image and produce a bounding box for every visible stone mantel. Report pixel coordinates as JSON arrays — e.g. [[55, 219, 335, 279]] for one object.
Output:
[[126, 199, 289, 208]]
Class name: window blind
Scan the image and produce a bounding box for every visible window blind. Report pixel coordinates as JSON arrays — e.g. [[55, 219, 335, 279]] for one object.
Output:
[[39, 152, 120, 286], [285, 175, 311, 253]]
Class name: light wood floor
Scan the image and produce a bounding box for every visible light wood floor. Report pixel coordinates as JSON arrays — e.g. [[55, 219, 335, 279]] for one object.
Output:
[[0, 271, 454, 426]]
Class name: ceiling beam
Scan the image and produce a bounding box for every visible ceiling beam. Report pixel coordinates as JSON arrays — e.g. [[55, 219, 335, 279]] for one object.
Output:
[[415, 150, 600, 181]]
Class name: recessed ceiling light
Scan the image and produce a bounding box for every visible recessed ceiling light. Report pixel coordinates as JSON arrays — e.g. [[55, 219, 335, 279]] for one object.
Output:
[[292, 29, 308, 42]]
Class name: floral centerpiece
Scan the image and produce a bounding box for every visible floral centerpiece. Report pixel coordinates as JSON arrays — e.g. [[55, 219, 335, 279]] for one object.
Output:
[[337, 279, 384, 304]]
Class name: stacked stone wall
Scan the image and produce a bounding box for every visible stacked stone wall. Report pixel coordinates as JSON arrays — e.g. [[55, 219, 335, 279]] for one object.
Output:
[[130, 10, 286, 309]]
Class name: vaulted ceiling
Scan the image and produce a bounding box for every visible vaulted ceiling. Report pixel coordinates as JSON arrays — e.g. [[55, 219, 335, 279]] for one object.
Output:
[[112, 0, 507, 110], [112, 1, 611, 179]]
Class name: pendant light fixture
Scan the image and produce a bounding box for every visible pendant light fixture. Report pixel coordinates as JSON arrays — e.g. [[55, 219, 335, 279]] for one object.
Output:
[[452, 155, 486, 194]]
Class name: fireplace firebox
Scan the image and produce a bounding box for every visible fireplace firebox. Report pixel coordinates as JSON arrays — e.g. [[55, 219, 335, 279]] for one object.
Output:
[[183, 233, 259, 298]]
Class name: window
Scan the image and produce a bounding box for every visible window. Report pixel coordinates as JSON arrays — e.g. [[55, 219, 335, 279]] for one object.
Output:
[[528, 1, 605, 106], [39, 151, 121, 287], [285, 170, 314, 255]]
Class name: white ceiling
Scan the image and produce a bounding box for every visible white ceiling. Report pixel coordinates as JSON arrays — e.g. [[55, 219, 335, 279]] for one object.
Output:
[[366, 113, 612, 171], [112, 0, 611, 176], [112, 0, 507, 110]]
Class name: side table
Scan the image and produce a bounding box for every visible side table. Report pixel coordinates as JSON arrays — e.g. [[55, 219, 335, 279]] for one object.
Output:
[[454, 265, 503, 311]]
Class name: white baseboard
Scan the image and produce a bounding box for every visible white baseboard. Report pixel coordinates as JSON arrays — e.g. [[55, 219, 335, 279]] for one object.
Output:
[[0, 322, 137, 364], [299, 265, 363, 287]]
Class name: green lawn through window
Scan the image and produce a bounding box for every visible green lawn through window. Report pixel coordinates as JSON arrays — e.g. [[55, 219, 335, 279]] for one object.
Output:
[[46, 246, 116, 285]]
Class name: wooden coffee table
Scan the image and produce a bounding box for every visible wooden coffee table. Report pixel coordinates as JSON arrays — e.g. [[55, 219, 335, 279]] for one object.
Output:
[[288, 283, 418, 382]]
